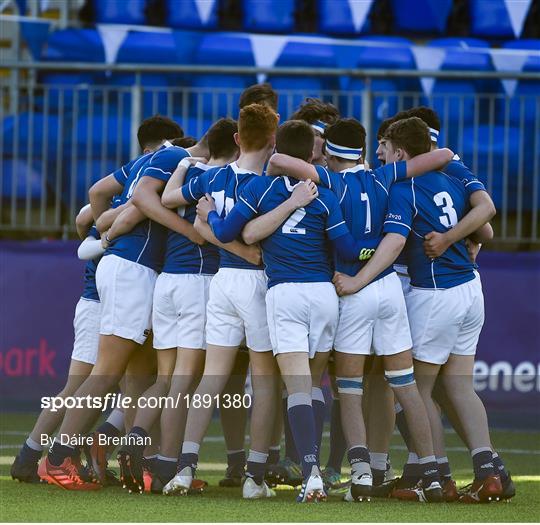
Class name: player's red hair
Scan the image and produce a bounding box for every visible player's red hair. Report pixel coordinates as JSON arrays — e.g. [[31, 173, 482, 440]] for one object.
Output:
[[238, 103, 278, 152]]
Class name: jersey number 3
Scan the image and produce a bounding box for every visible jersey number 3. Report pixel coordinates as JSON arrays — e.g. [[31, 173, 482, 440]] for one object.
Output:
[[434, 191, 458, 228]]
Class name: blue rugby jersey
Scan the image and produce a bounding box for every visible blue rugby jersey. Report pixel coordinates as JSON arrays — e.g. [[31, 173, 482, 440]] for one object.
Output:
[[392, 155, 486, 274], [315, 161, 407, 280], [181, 162, 264, 271], [105, 149, 175, 271], [234, 176, 349, 288], [81, 226, 101, 301], [384, 171, 481, 289], [161, 162, 219, 275]]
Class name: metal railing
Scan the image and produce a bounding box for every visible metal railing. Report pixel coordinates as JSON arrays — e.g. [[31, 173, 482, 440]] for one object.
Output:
[[1, 62, 539, 246]]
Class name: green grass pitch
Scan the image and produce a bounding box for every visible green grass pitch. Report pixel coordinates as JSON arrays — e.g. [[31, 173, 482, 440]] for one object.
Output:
[[1, 412, 539, 522]]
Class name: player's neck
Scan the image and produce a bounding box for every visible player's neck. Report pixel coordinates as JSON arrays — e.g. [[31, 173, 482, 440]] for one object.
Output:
[[208, 156, 233, 167], [236, 150, 269, 175]]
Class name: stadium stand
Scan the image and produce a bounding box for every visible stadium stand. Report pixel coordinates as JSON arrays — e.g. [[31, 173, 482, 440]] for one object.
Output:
[[317, 0, 374, 35], [165, 0, 219, 29], [93, 0, 147, 25], [242, 0, 296, 33], [390, 0, 453, 34]]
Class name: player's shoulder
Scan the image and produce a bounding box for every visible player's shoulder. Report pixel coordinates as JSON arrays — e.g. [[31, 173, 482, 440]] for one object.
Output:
[[149, 145, 188, 164], [315, 186, 340, 210]]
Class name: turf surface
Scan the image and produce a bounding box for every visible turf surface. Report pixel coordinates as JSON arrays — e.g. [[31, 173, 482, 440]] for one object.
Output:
[[1, 413, 539, 522]]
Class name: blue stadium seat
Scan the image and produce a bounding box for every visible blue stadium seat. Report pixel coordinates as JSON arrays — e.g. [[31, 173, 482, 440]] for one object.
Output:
[[42, 29, 105, 62], [242, 0, 296, 33], [318, 0, 373, 35], [424, 38, 493, 139], [189, 35, 257, 118], [391, 0, 453, 34], [267, 40, 338, 117], [1, 159, 43, 201], [469, 0, 532, 39], [2, 113, 60, 159], [497, 40, 540, 126], [165, 0, 219, 29], [94, 0, 147, 25], [461, 125, 536, 212]]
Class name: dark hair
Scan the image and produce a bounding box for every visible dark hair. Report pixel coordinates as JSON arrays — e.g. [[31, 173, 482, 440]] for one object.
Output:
[[406, 106, 441, 134], [384, 117, 431, 158], [275, 120, 314, 162], [377, 117, 396, 140], [290, 98, 340, 127], [137, 115, 183, 149], [239, 83, 278, 111], [171, 136, 197, 148], [207, 118, 239, 159], [325, 118, 366, 156]]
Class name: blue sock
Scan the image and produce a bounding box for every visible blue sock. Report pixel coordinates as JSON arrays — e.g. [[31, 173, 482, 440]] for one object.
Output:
[[267, 447, 280, 466], [178, 441, 200, 476], [246, 450, 268, 485], [311, 387, 326, 458], [283, 396, 300, 463], [48, 441, 75, 466], [492, 452, 508, 482], [97, 421, 121, 439], [472, 448, 495, 480], [402, 453, 421, 484], [287, 392, 318, 479], [419, 455, 440, 486], [126, 426, 148, 455], [19, 440, 42, 464], [226, 449, 246, 470], [347, 446, 371, 472], [437, 457, 452, 481], [154, 456, 177, 482], [326, 399, 346, 474]]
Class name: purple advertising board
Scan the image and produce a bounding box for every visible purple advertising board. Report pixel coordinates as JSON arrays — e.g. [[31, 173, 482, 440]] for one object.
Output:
[[1, 241, 539, 422]]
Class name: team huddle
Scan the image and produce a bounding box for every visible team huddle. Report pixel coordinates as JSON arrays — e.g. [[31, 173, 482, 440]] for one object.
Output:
[[11, 83, 516, 504]]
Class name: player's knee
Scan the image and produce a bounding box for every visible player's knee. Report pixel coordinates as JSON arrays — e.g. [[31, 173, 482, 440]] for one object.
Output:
[[385, 366, 416, 388], [336, 376, 363, 396]]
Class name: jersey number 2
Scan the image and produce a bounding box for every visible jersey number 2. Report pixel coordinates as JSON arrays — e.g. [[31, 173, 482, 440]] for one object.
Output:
[[282, 208, 306, 235], [433, 191, 458, 228]]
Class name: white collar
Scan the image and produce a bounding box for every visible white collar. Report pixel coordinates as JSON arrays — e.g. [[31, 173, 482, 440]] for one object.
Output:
[[340, 164, 365, 174], [195, 162, 217, 171], [230, 161, 256, 175]]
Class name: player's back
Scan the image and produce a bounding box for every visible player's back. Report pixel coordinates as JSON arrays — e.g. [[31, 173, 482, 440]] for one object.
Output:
[[251, 176, 340, 288], [399, 171, 476, 289], [188, 162, 263, 271], [105, 151, 167, 271], [162, 162, 219, 275]]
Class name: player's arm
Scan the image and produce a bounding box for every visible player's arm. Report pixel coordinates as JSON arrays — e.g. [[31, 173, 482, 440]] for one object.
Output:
[[404, 148, 454, 178], [88, 174, 125, 220], [241, 180, 319, 245], [95, 202, 130, 233], [102, 205, 146, 249], [75, 204, 94, 240], [132, 176, 205, 245], [333, 233, 406, 295], [423, 190, 496, 258], [162, 157, 207, 209], [193, 216, 262, 266], [77, 227, 105, 260], [266, 153, 321, 183]]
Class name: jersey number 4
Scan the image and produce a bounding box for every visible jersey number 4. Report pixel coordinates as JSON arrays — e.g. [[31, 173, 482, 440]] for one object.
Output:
[[434, 191, 458, 228]]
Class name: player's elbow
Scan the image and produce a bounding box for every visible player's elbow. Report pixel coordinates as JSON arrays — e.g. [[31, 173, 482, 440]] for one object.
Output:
[[161, 193, 176, 209], [241, 226, 257, 245]]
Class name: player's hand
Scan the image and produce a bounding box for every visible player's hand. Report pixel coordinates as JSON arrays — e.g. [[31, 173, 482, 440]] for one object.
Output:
[[243, 243, 262, 267], [423, 231, 450, 259], [465, 238, 482, 262], [196, 194, 216, 222], [332, 272, 362, 296], [290, 179, 318, 209], [101, 230, 110, 249]]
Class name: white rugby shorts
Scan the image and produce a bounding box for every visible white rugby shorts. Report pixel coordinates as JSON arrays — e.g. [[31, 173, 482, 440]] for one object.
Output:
[[152, 272, 212, 350], [334, 272, 412, 356], [96, 254, 157, 345], [71, 297, 101, 365], [266, 281, 338, 358]]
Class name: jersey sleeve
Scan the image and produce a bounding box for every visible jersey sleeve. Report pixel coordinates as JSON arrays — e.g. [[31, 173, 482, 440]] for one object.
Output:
[[236, 177, 265, 220], [383, 183, 415, 238], [315, 165, 346, 201], [443, 160, 487, 197], [181, 171, 208, 204], [143, 148, 189, 182], [373, 161, 408, 191], [323, 192, 349, 240], [111, 159, 135, 186]]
